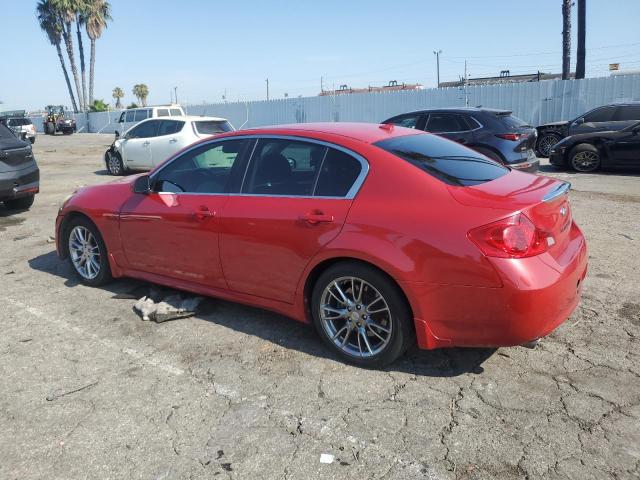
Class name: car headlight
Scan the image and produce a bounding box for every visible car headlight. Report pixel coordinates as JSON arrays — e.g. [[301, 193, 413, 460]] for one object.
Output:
[[59, 191, 77, 212]]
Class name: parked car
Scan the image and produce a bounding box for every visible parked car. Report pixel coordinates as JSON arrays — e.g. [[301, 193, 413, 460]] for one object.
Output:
[[0, 123, 39, 210], [5, 117, 37, 144], [549, 121, 640, 172], [104, 115, 234, 175], [536, 102, 640, 157], [117, 105, 186, 133], [382, 108, 538, 172], [57, 123, 587, 367]]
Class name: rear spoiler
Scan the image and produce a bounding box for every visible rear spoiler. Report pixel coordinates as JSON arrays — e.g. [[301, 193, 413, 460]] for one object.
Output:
[[542, 181, 571, 202]]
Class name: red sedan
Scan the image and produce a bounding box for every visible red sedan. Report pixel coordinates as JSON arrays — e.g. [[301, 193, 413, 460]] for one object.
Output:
[[56, 123, 588, 367]]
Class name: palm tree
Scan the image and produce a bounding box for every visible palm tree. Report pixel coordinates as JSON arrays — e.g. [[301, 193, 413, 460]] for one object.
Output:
[[50, 0, 85, 110], [83, 0, 111, 105], [75, 1, 89, 112], [133, 84, 149, 107], [112, 87, 124, 109], [36, 0, 78, 112]]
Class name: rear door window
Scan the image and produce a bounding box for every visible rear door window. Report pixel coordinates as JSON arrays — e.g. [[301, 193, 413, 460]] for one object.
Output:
[[614, 105, 640, 121], [375, 133, 508, 187], [425, 113, 469, 133], [170, 108, 183, 116], [242, 139, 325, 196], [157, 120, 183, 136], [125, 111, 135, 122], [157, 108, 170, 117], [129, 120, 159, 139]]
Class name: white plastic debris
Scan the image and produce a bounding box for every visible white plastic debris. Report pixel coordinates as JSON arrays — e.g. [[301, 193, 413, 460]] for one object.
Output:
[[319, 453, 334, 464], [133, 293, 204, 322]]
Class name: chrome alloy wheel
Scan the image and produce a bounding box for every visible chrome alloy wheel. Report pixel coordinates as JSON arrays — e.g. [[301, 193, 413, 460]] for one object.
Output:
[[69, 226, 101, 280], [319, 276, 393, 358], [537, 134, 559, 157], [572, 150, 600, 172], [107, 152, 121, 175]]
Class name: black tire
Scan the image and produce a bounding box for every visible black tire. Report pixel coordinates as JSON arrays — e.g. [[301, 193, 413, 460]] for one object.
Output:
[[46, 122, 55, 135], [29, 137, 35, 144], [474, 146, 504, 164], [569, 143, 601, 173], [536, 132, 561, 158], [3, 195, 35, 211], [106, 151, 125, 176], [65, 216, 113, 287], [311, 261, 414, 368]]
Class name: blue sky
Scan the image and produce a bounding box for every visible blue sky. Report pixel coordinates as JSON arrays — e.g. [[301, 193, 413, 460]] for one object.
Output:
[[1, 0, 639, 111]]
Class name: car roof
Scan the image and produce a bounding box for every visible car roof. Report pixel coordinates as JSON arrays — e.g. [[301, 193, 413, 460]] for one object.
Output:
[[389, 107, 511, 116], [227, 122, 423, 144], [134, 115, 229, 123]]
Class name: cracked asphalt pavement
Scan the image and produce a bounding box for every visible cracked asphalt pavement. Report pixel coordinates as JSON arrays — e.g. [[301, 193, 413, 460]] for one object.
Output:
[[1, 134, 639, 479]]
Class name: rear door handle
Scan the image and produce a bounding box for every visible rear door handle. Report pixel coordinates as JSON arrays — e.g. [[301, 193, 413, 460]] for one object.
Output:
[[143, 141, 150, 146], [169, 138, 177, 143], [194, 205, 216, 220], [300, 211, 334, 225]]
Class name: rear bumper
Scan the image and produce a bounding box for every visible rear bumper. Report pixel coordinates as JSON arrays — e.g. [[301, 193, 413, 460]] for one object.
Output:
[[405, 222, 588, 349], [0, 163, 40, 201]]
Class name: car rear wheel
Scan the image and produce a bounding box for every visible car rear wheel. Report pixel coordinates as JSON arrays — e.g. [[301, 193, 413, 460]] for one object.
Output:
[[570, 144, 601, 173], [536, 132, 561, 158], [311, 262, 413, 367], [106, 151, 125, 176], [66, 217, 112, 286], [3, 195, 35, 211]]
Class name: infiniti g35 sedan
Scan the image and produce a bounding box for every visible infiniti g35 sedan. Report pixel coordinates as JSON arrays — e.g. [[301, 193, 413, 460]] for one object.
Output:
[[56, 123, 588, 367]]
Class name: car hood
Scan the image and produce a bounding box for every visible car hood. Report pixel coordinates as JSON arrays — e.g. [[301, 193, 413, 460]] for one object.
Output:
[[539, 120, 569, 128]]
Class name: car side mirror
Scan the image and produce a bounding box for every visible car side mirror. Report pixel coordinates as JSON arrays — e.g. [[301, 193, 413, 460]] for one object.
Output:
[[133, 175, 151, 194], [114, 130, 120, 139], [574, 117, 585, 125]]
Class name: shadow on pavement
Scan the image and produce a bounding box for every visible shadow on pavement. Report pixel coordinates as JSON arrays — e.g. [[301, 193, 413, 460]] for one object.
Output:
[[29, 249, 496, 378]]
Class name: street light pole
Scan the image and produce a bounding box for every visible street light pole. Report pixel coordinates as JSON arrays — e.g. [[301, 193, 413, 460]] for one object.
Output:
[[174, 87, 178, 105], [266, 78, 270, 101], [433, 50, 442, 88]]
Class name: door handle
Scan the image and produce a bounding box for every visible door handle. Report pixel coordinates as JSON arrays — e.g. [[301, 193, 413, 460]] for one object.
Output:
[[300, 211, 334, 225], [143, 141, 150, 146], [169, 138, 177, 143], [194, 205, 216, 220], [455, 138, 466, 144]]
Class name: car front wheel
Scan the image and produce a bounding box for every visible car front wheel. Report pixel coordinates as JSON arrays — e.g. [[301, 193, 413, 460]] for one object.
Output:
[[536, 132, 561, 158], [570, 144, 601, 173], [66, 217, 112, 286], [311, 262, 413, 367], [106, 151, 125, 176]]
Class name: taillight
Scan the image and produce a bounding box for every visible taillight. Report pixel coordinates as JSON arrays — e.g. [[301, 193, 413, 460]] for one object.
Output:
[[468, 213, 551, 258], [495, 133, 528, 141]]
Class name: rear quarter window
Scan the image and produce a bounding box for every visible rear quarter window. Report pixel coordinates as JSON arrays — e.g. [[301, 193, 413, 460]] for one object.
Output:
[[194, 120, 233, 135], [170, 108, 183, 116], [497, 114, 531, 128], [374, 133, 509, 187]]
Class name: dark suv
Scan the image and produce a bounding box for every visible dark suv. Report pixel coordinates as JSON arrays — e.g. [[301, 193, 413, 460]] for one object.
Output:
[[382, 108, 538, 172], [0, 123, 39, 210], [536, 102, 640, 157]]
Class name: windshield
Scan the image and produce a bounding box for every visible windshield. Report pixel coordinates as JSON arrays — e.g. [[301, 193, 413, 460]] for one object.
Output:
[[374, 133, 509, 187], [8, 118, 32, 126]]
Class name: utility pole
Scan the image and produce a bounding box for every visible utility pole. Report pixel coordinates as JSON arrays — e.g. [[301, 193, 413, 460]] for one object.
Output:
[[174, 87, 178, 104], [265, 78, 270, 101], [562, 0, 572, 80], [321, 76, 324, 93], [576, 0, 586, 79], [433, 50, 442, 88], [464, 60, 469, 106]]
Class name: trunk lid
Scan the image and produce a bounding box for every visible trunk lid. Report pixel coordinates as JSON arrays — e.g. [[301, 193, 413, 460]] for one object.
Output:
[[0, 139, 34, 173], [449, 171, 573, 261]]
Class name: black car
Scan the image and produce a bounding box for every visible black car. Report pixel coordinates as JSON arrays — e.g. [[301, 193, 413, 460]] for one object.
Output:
[[536, 102, 640, 157], [382, 107, 539, 172], [0, 123, 39, 210], [549, 121, 640, 173]]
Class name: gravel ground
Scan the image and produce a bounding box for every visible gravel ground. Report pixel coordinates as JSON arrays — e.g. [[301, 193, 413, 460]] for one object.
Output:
[[1, 133, 639, 480]]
